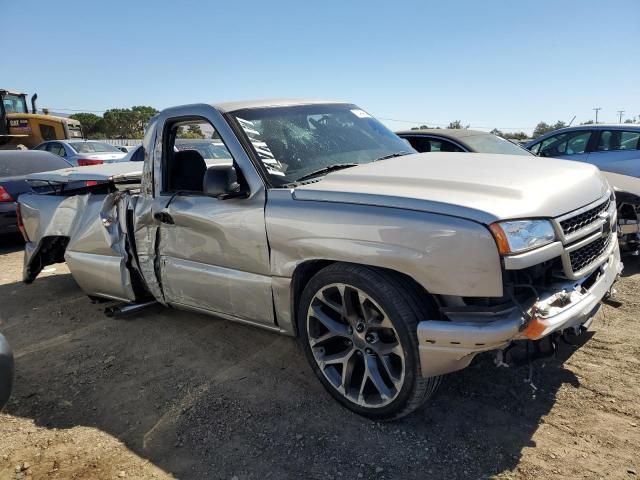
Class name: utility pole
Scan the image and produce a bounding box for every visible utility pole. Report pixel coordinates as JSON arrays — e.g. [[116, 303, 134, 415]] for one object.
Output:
[[617, 110, 625, 123], [593, 107, 602, 124]]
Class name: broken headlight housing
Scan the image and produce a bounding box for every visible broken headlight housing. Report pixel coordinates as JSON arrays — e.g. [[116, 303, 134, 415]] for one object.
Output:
[[489, 219, 556, 254]]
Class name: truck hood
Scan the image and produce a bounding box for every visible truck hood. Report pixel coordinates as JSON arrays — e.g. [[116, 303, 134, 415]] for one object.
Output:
[[292, 152, 610, 224]]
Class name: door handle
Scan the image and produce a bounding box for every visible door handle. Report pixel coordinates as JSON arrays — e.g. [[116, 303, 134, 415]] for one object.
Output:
[[154, 211, 175, 225]]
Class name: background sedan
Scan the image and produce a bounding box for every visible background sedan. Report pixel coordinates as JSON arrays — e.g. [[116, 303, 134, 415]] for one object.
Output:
[[397, 128, 532, 156], [524, 125, 640, 178], [0, 150, 72, 235], [34, 140, 126, 166]]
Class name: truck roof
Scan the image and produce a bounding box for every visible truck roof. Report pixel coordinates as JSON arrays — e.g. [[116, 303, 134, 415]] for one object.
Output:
[[213, 98, 343, 113]]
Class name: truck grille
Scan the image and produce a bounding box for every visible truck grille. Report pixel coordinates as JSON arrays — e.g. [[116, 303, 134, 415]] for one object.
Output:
[[569, 234, 611, 273], [560, 198, 610, 236]]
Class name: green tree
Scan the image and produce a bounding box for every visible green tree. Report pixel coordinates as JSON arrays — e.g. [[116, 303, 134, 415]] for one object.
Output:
[[177, 124, 205, 139], [447, 120, 467, 129], [131, 105, 159, 134], [533, 122, 552, 137], [503, 131, 529, 140], [101, 106, 158, 138], [69, 112, 105, 138]]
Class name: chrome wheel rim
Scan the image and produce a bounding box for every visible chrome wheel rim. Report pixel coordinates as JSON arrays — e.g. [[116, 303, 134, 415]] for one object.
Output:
[[306, 283, 405, 408]]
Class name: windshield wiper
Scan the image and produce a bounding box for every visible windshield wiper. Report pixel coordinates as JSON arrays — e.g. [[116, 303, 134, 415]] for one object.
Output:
[[374, 151, 413, 162], [295, 163, 359, 183]]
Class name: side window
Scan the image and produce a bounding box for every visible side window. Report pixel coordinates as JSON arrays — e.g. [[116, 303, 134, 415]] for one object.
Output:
[[529, 142, 541, 155], [55, 144, 67, 157], [164, 118, 233, 193], [539, 131, 591, 157], [45, 142, 65, 157], [430, 139, 464, 152], [404, 136, 432, 152], [403, 136, 464, 153], [596, 130, 640, 152], [39, 124, 56, 141], [131, 146, 144, 162], [566, 132, 591, 155]]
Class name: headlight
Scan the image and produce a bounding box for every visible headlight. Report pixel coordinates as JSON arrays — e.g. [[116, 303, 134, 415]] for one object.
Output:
[[489, 219, 556, 254]]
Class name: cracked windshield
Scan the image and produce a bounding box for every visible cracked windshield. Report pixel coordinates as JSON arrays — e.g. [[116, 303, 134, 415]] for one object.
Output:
[[233, 104, 413, 186]]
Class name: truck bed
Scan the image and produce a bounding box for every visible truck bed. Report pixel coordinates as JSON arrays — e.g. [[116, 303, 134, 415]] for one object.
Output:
[[26, 162, 143, 184]]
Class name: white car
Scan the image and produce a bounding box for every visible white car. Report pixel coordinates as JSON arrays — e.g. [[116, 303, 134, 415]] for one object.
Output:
[[34, 140, 127, 166]]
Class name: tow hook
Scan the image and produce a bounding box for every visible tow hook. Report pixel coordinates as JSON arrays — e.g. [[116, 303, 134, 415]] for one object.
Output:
[[603, 287, 622, 307]]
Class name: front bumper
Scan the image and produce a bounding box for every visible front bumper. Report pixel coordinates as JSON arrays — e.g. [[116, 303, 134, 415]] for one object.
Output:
[[416, 242, 622, 378]]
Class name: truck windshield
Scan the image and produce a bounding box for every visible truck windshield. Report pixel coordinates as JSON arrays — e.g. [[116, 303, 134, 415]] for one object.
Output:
[[2, 93, 28, 114], [231, 104, 413, 186]]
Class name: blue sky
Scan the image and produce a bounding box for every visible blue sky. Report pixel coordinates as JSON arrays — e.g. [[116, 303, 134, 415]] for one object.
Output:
[[4, 0, 639, 134]]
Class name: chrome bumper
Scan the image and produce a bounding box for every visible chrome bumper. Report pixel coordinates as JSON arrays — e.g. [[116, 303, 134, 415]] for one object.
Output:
[[416, 243, 622, 378]]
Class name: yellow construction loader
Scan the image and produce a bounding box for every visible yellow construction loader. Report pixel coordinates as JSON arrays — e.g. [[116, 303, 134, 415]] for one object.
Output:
[[0, 89, 83, 149]]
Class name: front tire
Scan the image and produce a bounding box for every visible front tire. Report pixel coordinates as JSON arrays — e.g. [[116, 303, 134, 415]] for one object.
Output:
[[297, 263, 441, 420]]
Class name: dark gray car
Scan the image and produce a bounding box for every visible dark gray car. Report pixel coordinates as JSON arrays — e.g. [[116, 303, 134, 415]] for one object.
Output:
[[0, 150, 73, 235]]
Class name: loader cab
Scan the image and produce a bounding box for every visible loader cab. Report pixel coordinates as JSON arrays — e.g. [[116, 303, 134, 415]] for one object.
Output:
[[1, 90, 29, 115], [0, 90, 30, 136]]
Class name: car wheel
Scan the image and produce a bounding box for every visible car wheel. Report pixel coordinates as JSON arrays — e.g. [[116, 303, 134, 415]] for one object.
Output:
[[298, 263, 441, 420]]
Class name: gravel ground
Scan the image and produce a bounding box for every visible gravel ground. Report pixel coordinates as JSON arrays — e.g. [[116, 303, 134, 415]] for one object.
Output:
[[0, 234, 639, 479]]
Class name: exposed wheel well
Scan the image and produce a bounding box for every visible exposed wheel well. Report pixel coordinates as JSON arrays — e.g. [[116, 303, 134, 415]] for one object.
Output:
[[24, 235, 69, 283], [290, 260, 439, 336]]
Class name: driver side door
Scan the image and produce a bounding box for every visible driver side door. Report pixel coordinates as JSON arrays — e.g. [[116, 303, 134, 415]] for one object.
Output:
[[154, 111, 275, 326]]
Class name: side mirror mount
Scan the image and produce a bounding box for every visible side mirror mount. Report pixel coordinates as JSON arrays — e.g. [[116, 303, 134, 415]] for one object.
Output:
[[203, 164, 245, 199]]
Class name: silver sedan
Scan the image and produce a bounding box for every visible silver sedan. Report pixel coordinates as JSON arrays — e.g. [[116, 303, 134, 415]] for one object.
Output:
[[33, 140, 126, 166], [525, 124, 640, 178]]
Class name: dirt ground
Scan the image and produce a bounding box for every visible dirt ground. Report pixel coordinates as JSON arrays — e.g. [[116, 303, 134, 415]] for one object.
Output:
[[0, 234, 638, 480]]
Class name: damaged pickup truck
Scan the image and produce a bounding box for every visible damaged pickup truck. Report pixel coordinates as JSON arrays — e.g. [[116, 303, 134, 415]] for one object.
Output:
[[18, 100, 622, 420]]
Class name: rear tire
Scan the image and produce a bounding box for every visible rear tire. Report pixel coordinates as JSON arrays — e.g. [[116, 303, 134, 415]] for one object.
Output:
[[297, 263, 441, 420]]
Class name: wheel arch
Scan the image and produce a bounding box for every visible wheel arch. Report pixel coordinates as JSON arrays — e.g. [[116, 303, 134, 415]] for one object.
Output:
[[286, 259, 439, 337]]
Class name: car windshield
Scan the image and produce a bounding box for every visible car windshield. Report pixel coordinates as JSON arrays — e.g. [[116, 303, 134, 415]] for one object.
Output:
[[70, 142, 122, 154], [0, 152, 71, 178], [231, 103, 414, 186], [463, 134, 532, 156]]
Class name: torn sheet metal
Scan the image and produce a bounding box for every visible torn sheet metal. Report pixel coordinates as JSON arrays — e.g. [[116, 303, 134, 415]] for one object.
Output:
[[20, 191, 139, 302]]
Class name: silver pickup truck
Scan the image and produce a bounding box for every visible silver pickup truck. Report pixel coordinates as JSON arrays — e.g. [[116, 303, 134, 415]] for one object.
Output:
[[18, 100, 622, 420]]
